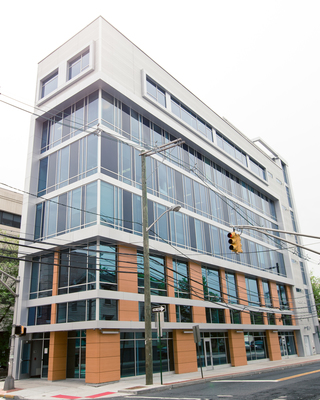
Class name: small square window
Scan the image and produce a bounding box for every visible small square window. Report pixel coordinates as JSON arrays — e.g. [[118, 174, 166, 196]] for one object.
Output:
[[41, 72, 58, 98]]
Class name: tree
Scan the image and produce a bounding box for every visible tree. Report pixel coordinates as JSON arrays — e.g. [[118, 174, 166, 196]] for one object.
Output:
[[0, 233, 19, 369], [309, 271, 320, 319]]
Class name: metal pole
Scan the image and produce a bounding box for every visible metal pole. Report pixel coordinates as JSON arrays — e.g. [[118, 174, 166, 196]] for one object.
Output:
[[158, 315, 163, 385], [141, 153, 153, 385], [4, 279, 19, 390]]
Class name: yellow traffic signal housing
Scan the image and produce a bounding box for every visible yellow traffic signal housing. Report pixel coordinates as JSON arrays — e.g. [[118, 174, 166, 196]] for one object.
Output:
[[14, 325, 27, 336], [227, 232, 243, 253]]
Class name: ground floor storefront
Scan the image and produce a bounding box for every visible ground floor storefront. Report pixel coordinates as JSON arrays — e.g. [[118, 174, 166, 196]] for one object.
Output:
[[17, 329, 298, 382]]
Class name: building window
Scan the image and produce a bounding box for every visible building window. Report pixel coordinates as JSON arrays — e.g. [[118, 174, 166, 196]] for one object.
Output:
[[34, 181, 97, 241], [176, 305, 192, 322], [57, 300, 96, 323], [40, 91, 99, 153], [246, 278, 260, 306], [250, 312, 264, 325], [286, 186, 293, 208], [58, 243, 97, 294], [277, 284, 289, 310], [305, 289, 312, 313], [202, 267, 221, 301], [0, 211, 21, 228], [146, 77, 166, 107], [171, 96, 212, 140], [267, 313, 276, 325], [216, 132, 247, 167], [68, 49, 90, 80], [28, 305, 51, 325], [279, 332, 297, 356], [99, 299, 118, 320], [173, 260, 190, 298], [225, 273, 238, 304], [137, 252, 166, 296], [38, 133, 98, 195], [99, 244, 117, 291], [300, 262, 307, 285], [120, 332, 174, 377], [281, 314, 292, 325], [230, 309, 241, 324], [41, 71, 58, 98], [206, 308, 225, 323], [245, 332, 268, 361], [29, 254, 54, 299], [249, 158, 266, 180], [262, 281, 272, 307]]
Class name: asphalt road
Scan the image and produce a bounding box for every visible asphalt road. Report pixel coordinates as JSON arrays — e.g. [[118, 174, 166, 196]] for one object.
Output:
[[108, 361, 320, 400]]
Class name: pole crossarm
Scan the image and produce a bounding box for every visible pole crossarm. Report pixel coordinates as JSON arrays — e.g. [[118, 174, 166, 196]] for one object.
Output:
[[0, 268, 20, 283], [233, 225, 320, 256], [140, 138, 184, 157], [0, 278, 18, 297]]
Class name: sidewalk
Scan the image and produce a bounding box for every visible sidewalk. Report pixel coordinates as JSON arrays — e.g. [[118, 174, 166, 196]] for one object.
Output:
[[1, 355, 320, 400]]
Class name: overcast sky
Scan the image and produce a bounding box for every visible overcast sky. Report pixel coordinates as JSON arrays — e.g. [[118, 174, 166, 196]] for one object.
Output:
[[1, 0, 319, 273]]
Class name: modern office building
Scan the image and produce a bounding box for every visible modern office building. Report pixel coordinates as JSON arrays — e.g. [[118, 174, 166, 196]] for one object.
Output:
[[15, 16, 319, 382]]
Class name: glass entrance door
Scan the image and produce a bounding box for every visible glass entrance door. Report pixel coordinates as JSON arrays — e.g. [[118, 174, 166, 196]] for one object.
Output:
[[280, 335, 288, 357], [41, 339, 50, 378], [203, 338, 213, 368], [20, 342, 31, 379]]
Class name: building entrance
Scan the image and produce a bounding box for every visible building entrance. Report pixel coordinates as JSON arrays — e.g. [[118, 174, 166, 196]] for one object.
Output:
[[19, 336, 49, 379], [203, 338, 214, 369]]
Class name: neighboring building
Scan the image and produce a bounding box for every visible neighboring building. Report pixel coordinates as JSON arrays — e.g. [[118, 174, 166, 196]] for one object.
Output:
[[0, 187, 22, 237], [15, 17, 319, 382]]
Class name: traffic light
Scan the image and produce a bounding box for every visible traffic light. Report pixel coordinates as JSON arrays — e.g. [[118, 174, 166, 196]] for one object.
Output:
[[14, 325, 27, 336], [227, 232, 243, 253]]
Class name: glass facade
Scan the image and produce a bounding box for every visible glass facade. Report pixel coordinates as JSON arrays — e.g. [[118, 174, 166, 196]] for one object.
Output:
[[26, 49, 306, 383], [199, 332, 230, 367], [202, 267, 221, 302], [120, 332, 174, 377], [246, 278, 260, 306], [245, 332, 268, 361], [137, 252, 166, 296]]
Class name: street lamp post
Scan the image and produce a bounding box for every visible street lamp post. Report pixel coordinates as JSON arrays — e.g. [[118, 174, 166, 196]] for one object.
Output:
[[140, 138, 183, 385]]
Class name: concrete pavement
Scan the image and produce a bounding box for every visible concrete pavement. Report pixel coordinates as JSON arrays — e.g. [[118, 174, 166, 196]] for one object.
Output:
[[1, 354, 320, 399]]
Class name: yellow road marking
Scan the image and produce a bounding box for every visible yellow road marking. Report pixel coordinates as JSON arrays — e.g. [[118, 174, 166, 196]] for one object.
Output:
[[278, 369, 320, 381]]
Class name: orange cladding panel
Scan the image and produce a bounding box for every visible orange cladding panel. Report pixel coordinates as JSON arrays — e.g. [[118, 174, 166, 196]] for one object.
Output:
[[173, 330, 197, 374], [228, 330, 247, 367], [85, 329, 120, 384], [118, 245, 137, 293]]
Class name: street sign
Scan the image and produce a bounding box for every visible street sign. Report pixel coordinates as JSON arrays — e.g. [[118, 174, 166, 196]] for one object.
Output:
[[152, 305, 166, 313]]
